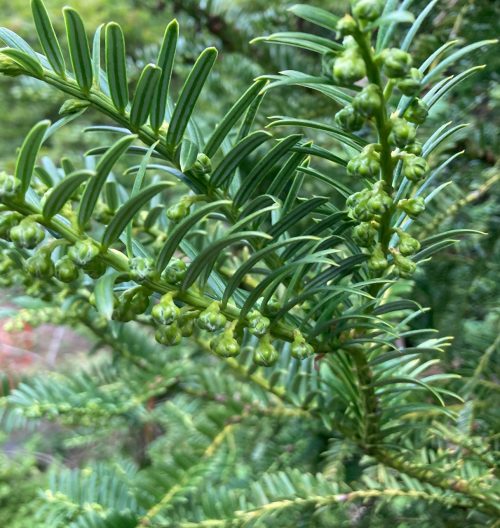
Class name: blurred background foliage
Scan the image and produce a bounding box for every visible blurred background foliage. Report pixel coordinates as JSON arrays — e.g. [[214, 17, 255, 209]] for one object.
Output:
[[0, 0, 498, 525]]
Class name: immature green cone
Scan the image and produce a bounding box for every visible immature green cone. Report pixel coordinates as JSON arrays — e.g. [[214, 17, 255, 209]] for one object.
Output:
[[404, 98, 429, 124], [347, 145, 381, 178], [353, 84, 383, 117], [55, 256, 80, 283], [167, 196, 192, 222], [352, 0, 384, 21], [397, 68, 423, 96], [403, 154, 429, 182], [389, 117, 416, 148], [198, 301, 227, 332], [291, 330, 314, 360], [366, 182, 392, 215], [380, 48, 412, 78], [390, 249, 417, 278], [335, 105, 364, 131], [0, 211, 21, 239], [368, 243, 388, 272], [336, 14, 358, 36], [25, 251, 55, 279], [253, 334, 279, 366], [68, 239, 100, 266], [396, 229, 421, 256], [162, 258, 187, 284], [247, 312, 270, 337], [352, 222, 378, 247], [152, 292, 180, 325], [405, 141, 423, 156], [397, 196, 425, 218], [333, 48, 366, 85], [192, 153, 212, 176], [130, 257, 156, 283], [155, 322, 182, 346], [0, 172, 21, 198], [210, 322, 241, 358], [10, 218, 45, 249]]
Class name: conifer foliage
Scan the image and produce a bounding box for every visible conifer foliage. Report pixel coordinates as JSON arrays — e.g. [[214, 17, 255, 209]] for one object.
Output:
[[0, 0, 498, 526]]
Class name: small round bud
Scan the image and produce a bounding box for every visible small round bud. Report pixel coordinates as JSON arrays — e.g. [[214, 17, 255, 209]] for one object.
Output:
[[210, 323, 240, 358], [83, 259, 107, 279], [68, 239, 100, 266], [403, 154, 429, 182], [253, 335, 279, 366], [10, 218, 45, 249], [0, 211, 22, 240], [389, 117, 416, 148], [333, 49, 366, 85], [192, 153, 212, 176], [380, 48, 413, 78], [59, 99, 91, 116], [396, 230, 421, 256], [405, 141, 423, 156], [0, 55, 24, 76], [336, 14, 358, 36], [130, 257, 156, 283], [247, 312, 270, 337], [291, 330, 314, 360], [352, 222, 378, 247], [335, 105, 365, 131], [162, 259, 187, 284], [352, 0, 384, 21], [0, 172, 21, 199], [353, 84, 383, 117], [152, 293, 180, 325], [198, 302, 227, 332], [347, 145, 381, 178], [55, 256, 80, 283], [397, 197, 425, 218], [367, 243, 388, 272], [390, 249, 417, 278], [25, 251, 55, 279], [397, 68, 423, 96], [167, 196, 192, 222], [367, 190, 392, 215], [178, 312, 196, 337], [155, 322, 182, 346], [404, 98, 429, 125]]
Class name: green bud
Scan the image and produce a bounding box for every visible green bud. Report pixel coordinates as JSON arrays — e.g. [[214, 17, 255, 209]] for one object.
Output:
[[247, 312, 270, 337], [367, 243, 388, 272], [347, 146, 381, 178], [25, 251, 54, 279], [405, 141, 423, 156], [10, 218, 45, 249], [404, 98, 429, 124], [389, 117, 416, 148], [198, 301, 227, 332], [253, 335, 279, 366], [114, 288, 150, 321], [0, 211, 21, 239], [167, 196, 192, 222], [352, 222, 378, 247], [336, 14, 358, 36], [178, 312, 196, 337], [380, 48, 412, 78], [367, 189, 392, 215], [83, 259, 107, 278], [192, 153, 212, 176], [265, 297, 281, 317], [335, 105, 365, 131], [291, 330, 314, 360], [390, 249, 417, 278], [333, 49, 366, 85], [210, 322, 241, 358], [403, 154, 429, 182], [0, 55, 24, 76], [55, 256, 80, 283], [155, 322, 182, 346], [397, 68, 423, 96], [353, 84, 383, 117], [68, 239, 100, 266], [152, 293, 180, 325], [397, 196, 425, 218], [352, 0, 384, 21], [396, 230, 421, 256], [162, 258, 187, 284], [130, 257, 156, 283], [59, 99, 91, 116], [0, 171, 21, 198]]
